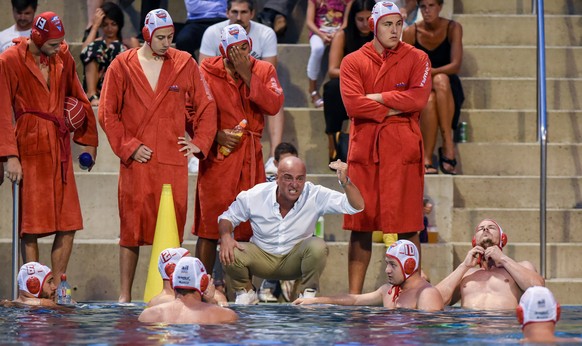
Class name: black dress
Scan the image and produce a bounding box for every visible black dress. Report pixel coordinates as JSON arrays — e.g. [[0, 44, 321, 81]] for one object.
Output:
[[413, 21, 465, 131]]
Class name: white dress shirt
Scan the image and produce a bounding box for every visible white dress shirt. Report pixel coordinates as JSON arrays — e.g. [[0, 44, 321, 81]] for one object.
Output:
[[218, 181, 361, 255]]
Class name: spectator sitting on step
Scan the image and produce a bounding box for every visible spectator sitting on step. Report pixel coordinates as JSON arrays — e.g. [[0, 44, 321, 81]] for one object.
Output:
[[293, 240, 443, 311], [0, 0, 37, 53], [322, 0, 374, 163], [175, 0, 227, 60], [306, 0, 353, 108], [435, 219, 544, 310], [256, 0, 299, 39], [219, 157, 364, 304], [402, 0, 464, 175], [517, 286, 581, 343], [81, 1, 128, 106]]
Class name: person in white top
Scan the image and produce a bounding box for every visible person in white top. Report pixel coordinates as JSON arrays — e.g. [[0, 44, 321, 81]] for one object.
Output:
[[199, 0, 285, 174], [0, 0, 37, 53], [218, 156, 365, 303]]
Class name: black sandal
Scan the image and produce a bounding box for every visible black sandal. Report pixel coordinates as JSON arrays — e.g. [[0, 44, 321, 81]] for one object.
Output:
[[424, 164, 438, 174], [438, 147, 457, 175]]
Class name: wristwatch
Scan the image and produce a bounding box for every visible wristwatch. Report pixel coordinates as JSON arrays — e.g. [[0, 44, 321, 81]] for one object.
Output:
[[88, 94, 99, 102], [339, 176, 351, 188]]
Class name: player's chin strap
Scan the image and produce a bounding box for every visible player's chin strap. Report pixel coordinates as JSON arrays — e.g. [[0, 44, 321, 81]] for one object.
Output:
[[388, 285, 401, 302]]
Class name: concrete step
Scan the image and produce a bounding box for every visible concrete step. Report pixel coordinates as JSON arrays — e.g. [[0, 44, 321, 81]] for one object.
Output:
[[457, 143, 582, 176], [462, 77, 582, 111], [0, 241, 453, 302], [85, 107, 331, 174], [1, 239, 580, 304], [455, 0, 582, 15], [453, 176, 582, 209], [459, 110, 582, 144], [451, 208, 582, 243], [452, 242, 582, 279], [461, 46, 582, 78], [0, 173, 454, 245], [455, 14, 582, 47], [546, 279, 582, 305], [0, 173, 200, 242]]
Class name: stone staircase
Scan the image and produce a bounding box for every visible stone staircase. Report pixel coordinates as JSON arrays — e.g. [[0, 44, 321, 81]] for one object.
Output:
[[1, 0, 581, 303]]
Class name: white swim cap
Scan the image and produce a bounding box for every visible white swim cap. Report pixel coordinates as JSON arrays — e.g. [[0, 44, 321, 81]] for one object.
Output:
[[172, 257, 209, 295], [370, 1, 401, 36], [17, 262, 52, 298], [158, 247, 190, 281], [517, 286, 560, 327], [220, 24, 252, 59], [385, 239, 419, 280], [142, 9, 174, 44]]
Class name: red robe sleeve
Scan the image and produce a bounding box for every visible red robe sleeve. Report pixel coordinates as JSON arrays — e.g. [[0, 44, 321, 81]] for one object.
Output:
[[98, 57, 143, 164], [185, 59, 217, 160], [340, 53, 390, 123], [61, 44, 98, 147], [381, 51, 432, 113], [0, 58, 19, 158], [246, 61, 284, 116]]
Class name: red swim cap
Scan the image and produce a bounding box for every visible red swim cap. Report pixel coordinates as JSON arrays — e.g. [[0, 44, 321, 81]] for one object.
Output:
[[31, 12, 65, 48]]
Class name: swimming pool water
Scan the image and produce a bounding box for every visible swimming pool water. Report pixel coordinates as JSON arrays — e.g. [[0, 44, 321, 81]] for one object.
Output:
[[1, 303, 581, 345]]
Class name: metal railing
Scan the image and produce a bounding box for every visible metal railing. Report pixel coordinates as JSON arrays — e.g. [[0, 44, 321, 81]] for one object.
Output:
[[535, 0, 548, 279]]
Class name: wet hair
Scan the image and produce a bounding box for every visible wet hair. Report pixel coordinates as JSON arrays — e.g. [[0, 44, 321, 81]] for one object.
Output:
[[101, 2, 124, 40], [344, 0, 376, 54], [227, 0, 254, 12], [274, 142, 298, 162], [11, 0, 38, 12], [175, 288, 196, 296], [417, 0, 444, 5]]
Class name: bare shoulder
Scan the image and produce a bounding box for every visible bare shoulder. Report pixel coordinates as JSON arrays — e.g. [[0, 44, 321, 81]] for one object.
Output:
[[418, 286, 444, 311]]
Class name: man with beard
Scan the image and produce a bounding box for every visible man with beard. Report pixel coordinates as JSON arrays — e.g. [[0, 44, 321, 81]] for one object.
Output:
[[0, 0, 37, 53], [436, 219, 544, 310], [0, 262, 57, 307], [293, 240, 442, 311]]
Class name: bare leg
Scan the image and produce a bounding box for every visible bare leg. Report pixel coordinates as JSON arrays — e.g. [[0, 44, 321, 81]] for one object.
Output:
[[266, 107, 285, 157], [433, 73, 456, 173], [327, 133, 336, 161], [51, 231, 76, 286], [85, 61, 100, 104], [420, 91, 438, 170], [21, 233, 39, 263], [119, 245, 139, 303], [195, 237, 218, 277], [348, 231, 372, 294]]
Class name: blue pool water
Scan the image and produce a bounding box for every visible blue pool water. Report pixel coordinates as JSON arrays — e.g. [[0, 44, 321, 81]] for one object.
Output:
[[1, 303, 581, 345]]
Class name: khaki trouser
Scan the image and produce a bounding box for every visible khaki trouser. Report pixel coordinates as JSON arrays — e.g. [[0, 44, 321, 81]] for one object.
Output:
[[224, 237, 328, 296]]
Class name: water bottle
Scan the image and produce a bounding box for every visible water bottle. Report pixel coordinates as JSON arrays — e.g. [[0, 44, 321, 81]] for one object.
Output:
[[79, 152, 94, 170], [57, 273, 72, 305], [314, 216, 324, 238], [458, 122, 468, 143], [219, 119, 247, 156]]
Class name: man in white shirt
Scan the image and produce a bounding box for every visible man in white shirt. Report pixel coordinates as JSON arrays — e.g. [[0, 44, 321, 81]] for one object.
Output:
[[218, 156, 365, 304], [198, 0, 284, 173], [0, 0, 37, 53]]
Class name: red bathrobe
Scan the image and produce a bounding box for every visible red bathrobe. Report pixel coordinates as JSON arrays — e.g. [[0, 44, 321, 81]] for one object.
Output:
[[99, 48, 217, 247], [195, 56, 284, 241], [0, 39, 98, 236], [340, 41, 431, 233]]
